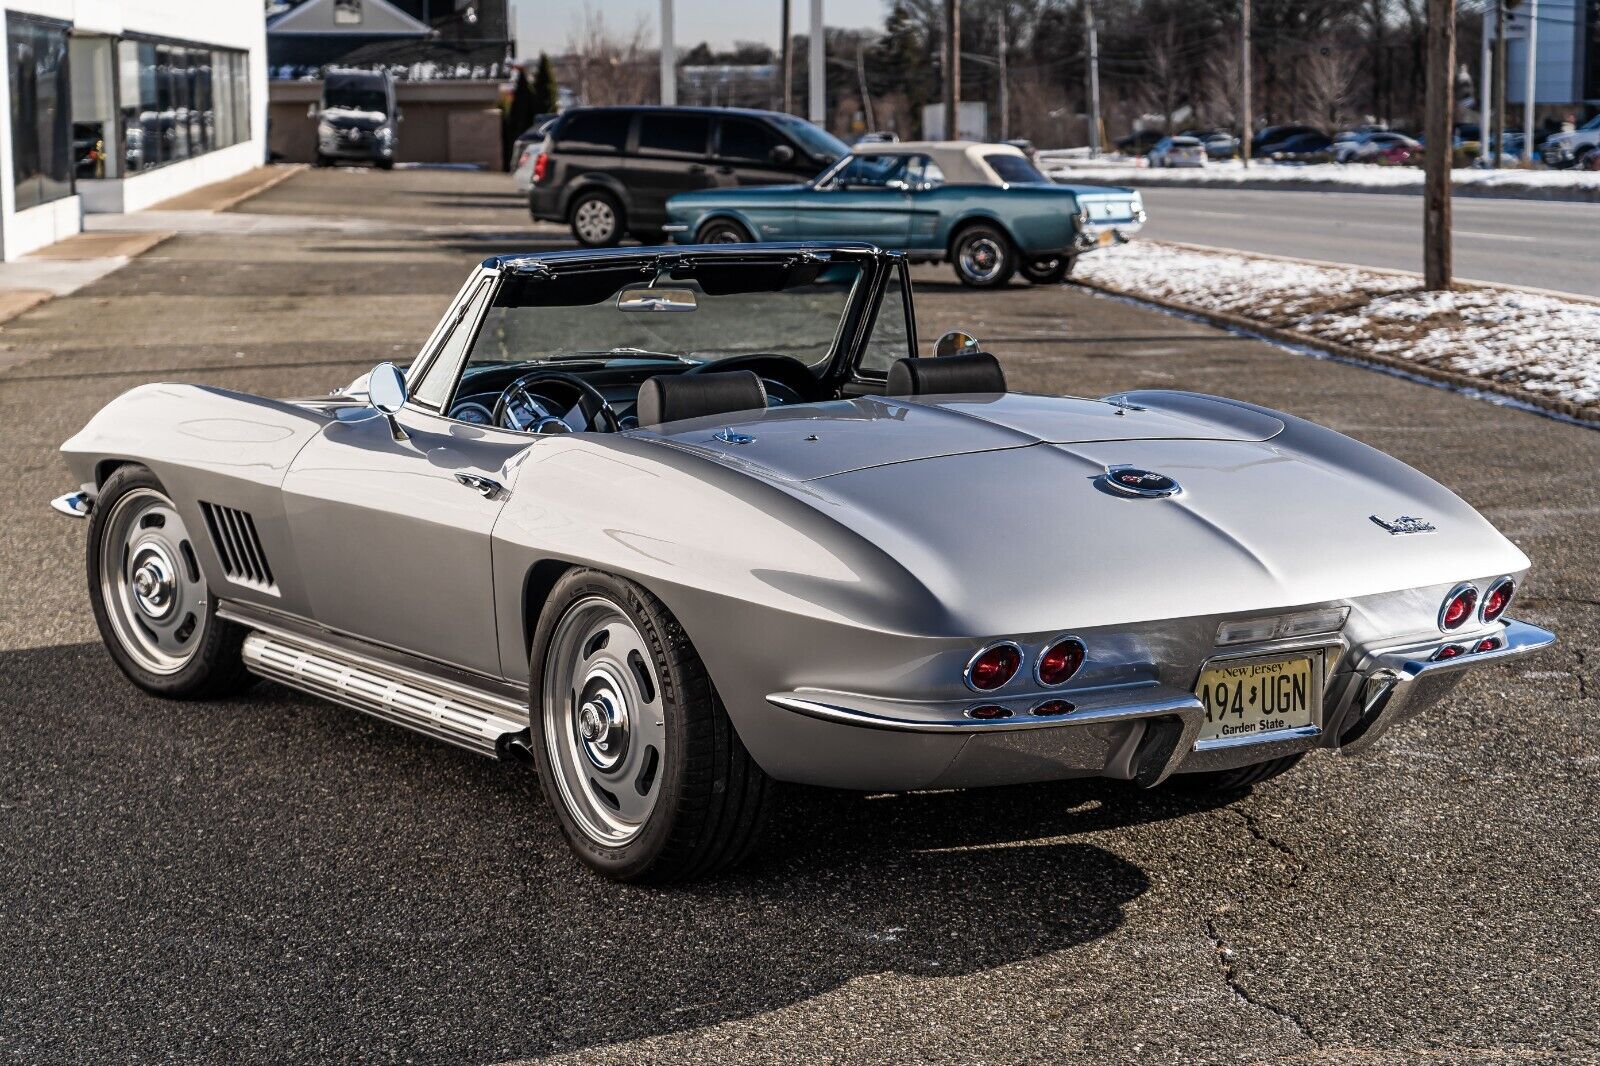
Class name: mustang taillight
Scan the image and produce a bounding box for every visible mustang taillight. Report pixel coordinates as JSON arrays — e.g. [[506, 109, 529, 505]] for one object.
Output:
[[1432, 644, 1466, 661], [965, 642, 1022, 692], [966, 704, 1012, 720], [1481, 578, 1514, 623], [532, 151, 551, 183], [1037, 637, 1086, 687], [1440, 585, 1478, 631]]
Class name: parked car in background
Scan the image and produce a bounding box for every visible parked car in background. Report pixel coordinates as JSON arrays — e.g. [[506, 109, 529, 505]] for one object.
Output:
[[1148, 136, 1207, 168], [1335, 131, 1420, 164], [313, 69, 399, 170], [1269, 131, 1335, 163], [1201, 132, 1238, 160], [1542, 114, 1600, 168], [855, 131, 900, 144], [663, 141, 1145, 288], [511, 114, 560, 194], [1252, 124, 1321, 156], [1115, 129, 1164, 156], [529, 106, 848, 246]]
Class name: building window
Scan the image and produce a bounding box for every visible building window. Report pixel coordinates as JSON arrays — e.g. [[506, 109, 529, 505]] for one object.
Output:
[[8, 14, 73, 211], [116, 37, 250, 176]]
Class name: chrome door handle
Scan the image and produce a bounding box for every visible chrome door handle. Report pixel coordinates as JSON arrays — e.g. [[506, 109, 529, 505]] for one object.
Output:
[[454, 473, 505, 499]]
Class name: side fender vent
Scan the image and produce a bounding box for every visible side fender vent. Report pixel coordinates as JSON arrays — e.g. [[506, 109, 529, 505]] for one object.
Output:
[[200, 502, 278, 593]]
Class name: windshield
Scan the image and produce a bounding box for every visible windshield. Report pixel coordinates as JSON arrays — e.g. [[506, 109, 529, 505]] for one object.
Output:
[[770, 114, 848, 162], [462, 258, 863, 375], [323, 76, 388, 114]]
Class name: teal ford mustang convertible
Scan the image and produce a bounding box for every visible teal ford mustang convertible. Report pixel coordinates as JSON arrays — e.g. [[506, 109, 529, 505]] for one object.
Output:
[[663, 141, 1145, 288]]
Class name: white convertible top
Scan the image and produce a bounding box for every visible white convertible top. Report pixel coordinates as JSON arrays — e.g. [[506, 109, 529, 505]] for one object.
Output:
[[845, 140, 1029, 185]]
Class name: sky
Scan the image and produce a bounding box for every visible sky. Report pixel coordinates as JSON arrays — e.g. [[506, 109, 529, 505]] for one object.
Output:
[[511, 0, 885, 59]]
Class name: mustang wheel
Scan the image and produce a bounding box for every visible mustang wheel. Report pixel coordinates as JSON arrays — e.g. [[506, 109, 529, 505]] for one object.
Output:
[[569, 190, 624, 247], [87, 465, 253, 698], [1167, 753, 1304, 794], [1020, 255, 1075, 285], [695, 219, 751, 244], [530, 569, 773, 882], [951, 223, 1017, 288]]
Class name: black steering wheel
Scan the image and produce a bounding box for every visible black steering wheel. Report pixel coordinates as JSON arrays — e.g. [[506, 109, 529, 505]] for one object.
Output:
[[492, 369, 621, 434], [682, 354, 821, 405]]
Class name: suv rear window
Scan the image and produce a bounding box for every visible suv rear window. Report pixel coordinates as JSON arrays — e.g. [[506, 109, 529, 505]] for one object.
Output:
[[555, 111, 632, 153], [637, 112, 710, 157]]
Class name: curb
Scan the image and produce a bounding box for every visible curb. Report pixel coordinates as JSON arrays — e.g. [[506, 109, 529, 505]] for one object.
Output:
[[1069, 275, 1600, 428], [1051, 172, 1600, 204], [215, 164, 307, 212]]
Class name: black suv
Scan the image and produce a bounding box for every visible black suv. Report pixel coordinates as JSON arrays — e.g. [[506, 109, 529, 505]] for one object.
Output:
[[529, 106, 847, 246]]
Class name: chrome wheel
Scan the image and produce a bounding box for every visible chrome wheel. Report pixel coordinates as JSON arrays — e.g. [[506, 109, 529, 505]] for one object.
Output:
[[572, 197, 618, 244], [957, 234, 1006, 284], [541, 595, 667, 846], [98, 488, 208, 675]]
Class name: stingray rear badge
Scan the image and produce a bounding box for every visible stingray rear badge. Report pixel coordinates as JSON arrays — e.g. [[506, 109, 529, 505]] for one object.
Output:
[[1100, 466, 1181, 499], [1371, 514, 1437, 535]]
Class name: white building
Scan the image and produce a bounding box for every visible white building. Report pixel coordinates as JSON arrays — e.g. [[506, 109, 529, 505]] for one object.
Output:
[[0, 1, 267, 260]]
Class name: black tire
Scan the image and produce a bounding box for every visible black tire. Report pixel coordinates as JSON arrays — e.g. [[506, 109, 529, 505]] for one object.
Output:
[[1020, 255, 1075, 285], [87, 464, 254, 700], [528, 568, 773, 882], [568, 189, 625, 247], [950, 222, 1017, 288], [1167, 753, 1304, 795], [313, 152, 330, 168], [376, 158, 394, 171], [695, 218, 752, 244]]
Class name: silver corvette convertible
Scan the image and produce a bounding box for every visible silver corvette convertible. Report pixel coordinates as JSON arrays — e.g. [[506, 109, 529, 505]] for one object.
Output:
[[54, 243, 1552, 881]]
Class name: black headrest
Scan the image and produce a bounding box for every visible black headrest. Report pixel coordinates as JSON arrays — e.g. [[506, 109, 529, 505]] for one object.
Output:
[[885, 352, 1007, 397], [636, 370, 768, 428]]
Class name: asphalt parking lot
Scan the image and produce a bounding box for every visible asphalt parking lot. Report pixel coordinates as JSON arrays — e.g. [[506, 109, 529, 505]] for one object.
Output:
[[2, 166, 1596, 1065]]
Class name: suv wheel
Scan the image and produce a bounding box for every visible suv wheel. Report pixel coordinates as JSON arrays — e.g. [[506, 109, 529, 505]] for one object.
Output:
[[570, 190, 624, 247]]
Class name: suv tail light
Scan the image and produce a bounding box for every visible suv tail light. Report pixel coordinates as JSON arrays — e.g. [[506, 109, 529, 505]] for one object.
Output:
[[532, 151, 550, 184]]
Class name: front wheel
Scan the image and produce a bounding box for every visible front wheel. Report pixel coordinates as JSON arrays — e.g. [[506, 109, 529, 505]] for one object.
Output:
[[529, 569, 773, 882], [950, 223, 1017, 288], [695, 219, 752, 244], [87, 464, 254, 699], [1020, 255, 1075, 285]]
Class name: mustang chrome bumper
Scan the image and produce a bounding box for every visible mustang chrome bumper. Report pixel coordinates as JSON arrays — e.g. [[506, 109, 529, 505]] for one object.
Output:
[[765, 616, 1554, 790]]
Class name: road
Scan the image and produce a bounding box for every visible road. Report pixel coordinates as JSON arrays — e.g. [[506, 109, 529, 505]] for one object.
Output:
[[1137, 186, 1600, 297], [1, 167, 1597, 1064]]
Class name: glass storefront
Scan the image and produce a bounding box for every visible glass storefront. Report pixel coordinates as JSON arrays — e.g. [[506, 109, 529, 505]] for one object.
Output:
[[8, 15, 72, 211], [116, 37, 250, 176]]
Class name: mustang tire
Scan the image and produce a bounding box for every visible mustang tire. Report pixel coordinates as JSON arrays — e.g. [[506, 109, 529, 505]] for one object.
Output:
[[1167, 753, 1304, 794], [569, 190, 625, 247], [529, 569, 773, 882], [1020, 255, 1075, 285], [695, 219, 752, 244], [87, 464, 254, 699], [951, 222, 1017, 288]]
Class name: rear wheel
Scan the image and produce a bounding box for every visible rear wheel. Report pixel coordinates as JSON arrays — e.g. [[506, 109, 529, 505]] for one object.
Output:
[[569, 190, 624, 247], [1167, 753, 1304, 795], [529, 569, 773, 882], [1020, 255, 1075, 285], [87, 465, 254, 699], [695, 218, 752, 244], [951, 222, 1017, 288]]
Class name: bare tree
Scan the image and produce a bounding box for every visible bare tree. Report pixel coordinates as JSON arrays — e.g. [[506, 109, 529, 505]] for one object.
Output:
[[1300, 43, 1362, 129], [1201, 47, 1245, 128], [1137, 17, 1183, 135], [565, 5, 657, 107]]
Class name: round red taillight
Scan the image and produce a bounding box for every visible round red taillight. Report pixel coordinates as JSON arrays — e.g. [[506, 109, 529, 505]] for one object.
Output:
[[965, 642, 1022, 692], [1432, 644, 1466, 661], [1031, 699, 1075, 717], [1037, 637, 1086, 687], [966, 704, 1012, 720], [1481, 578, 1514, 623], [1440, 585, 1478, 631], [1474, 637, 1502, 653]]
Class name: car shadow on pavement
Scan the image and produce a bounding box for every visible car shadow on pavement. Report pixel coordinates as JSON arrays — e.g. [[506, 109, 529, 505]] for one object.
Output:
[[0, 641, 1226, 1063]]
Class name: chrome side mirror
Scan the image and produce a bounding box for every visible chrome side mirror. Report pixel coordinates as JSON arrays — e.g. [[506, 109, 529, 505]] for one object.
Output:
[[932, 330, 980, 357], [367, 362, 409, 441]]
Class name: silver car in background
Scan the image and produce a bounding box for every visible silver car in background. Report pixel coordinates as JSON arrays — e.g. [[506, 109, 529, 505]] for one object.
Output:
[[1148, 136, 1207, 168], [53, 243, 1553, 882]]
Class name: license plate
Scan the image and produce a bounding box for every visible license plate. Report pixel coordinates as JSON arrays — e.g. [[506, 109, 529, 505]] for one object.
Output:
[[1195, 655, 1315, 744]]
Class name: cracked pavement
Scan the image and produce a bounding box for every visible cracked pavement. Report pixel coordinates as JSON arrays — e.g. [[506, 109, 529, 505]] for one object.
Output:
[[1, 168, 1597, 1064]]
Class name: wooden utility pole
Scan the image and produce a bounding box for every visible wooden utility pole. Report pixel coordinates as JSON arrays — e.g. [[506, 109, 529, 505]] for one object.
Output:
[[997, 7, 1009, 140], [659, 0, 676, 106], [1084, 0, 1101, 155], [1240, 0, 1252, 166], [780, 0, 791, 113], [807, 0, 824, 123], [944, 0, 960, 139], [1423, 0, 1455, 290], [1491, 0, 1506, 167]]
